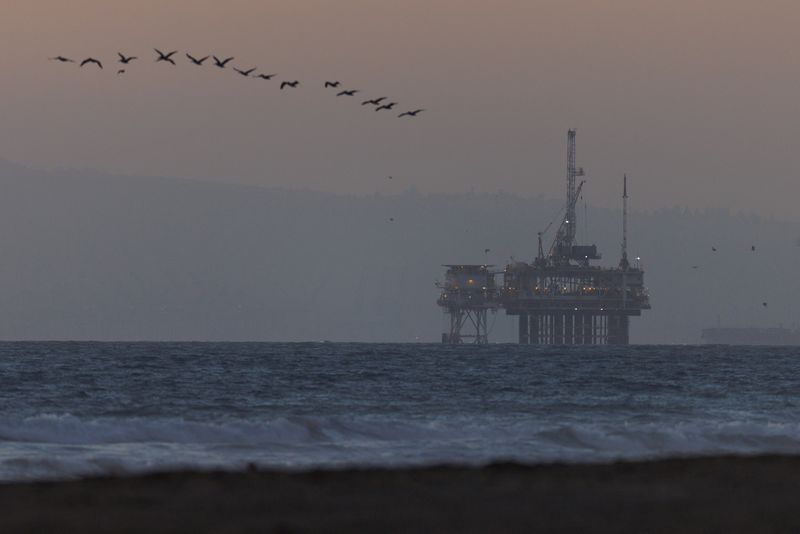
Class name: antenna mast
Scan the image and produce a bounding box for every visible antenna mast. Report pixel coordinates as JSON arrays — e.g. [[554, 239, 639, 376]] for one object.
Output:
[[620, 174, 629, 270]]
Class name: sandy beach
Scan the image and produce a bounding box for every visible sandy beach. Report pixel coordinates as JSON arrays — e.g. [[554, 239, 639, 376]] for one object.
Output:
[[0, 455, 798, 533]]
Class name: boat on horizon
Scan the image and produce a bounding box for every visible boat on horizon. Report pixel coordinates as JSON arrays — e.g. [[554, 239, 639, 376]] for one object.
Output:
[[701, 326, 800, 346]]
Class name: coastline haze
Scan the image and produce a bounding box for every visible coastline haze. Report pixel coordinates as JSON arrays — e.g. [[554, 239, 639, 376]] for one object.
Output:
[[0, 160, 795, 343]]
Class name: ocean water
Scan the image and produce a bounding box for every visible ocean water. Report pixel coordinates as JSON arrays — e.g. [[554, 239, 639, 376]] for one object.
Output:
[[0, 342, 799, 481]]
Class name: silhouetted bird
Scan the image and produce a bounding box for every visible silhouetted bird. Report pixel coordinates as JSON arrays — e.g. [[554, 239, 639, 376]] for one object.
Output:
[[362, 97, 387, 106], [280, 81, 300, 89], [389, 217, 395, 222], [763, 302, 768, 307], [50, 56, 75, 63], [117, 69, 126, 75], [399, 109, 425, 118], [118, 53, 137, 64], [234, 67, 256, 77], [712, 247, 717, 252], [256, 73, 276, 80], [154, 49, 178, 65], [485, 248, 491, 254], [388, 176, 393, 180], [213, 56, 234, 68], [80, 58, 103, 69], [324, 81, 341, 88], [186, 54, 209, 66], [336, 90, 359, 96], [751, 245, 756, 251], [691, 265, 699, 269], [375, 102, 397, 112]]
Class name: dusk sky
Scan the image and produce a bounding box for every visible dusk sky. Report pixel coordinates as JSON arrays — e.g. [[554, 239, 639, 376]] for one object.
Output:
[[5, 1, 800, 217]]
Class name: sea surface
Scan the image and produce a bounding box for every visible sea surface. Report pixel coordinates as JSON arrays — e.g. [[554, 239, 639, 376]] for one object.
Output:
[[0, 342, 799, 481]]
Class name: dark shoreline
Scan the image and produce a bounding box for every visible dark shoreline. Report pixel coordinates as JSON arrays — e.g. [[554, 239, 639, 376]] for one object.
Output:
[[3, 455, 800, 533]]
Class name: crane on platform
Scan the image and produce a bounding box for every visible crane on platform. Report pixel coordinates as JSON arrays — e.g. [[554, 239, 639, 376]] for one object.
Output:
[[564, 129, 585, 248], [536, 220, 554, 267], [548, 179, 585, 262], [544, 129, 599, 266]]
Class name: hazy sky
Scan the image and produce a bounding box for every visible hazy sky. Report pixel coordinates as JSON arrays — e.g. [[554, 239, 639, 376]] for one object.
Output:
[[5, 1, 800, 217]]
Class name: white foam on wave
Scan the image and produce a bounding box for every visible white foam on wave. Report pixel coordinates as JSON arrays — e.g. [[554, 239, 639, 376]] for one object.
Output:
[[3, 414, 800, 481], [0, 413, 445, 446]]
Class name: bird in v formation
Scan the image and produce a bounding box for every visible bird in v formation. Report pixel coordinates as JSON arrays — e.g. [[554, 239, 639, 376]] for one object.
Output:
[[234, 67, 256, 77], [186, 53, 209, 66], [51, 48, 425, 118], [80, 57, 102, 69], [154, 49, 178, 65], [118, 53, 137, 64], [213, 56, 234, 68], [362, 97, 386, 106]]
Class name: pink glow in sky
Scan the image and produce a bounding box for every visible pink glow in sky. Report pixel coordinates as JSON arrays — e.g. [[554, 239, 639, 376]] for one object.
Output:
[[4, 1, 800, 216]]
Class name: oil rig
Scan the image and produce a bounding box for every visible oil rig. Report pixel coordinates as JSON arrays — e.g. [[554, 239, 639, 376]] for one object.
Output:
[[437, 130, 651, 345]]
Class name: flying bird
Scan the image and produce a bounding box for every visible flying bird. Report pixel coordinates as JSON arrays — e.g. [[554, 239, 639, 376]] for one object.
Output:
[[375, 102, 397, 112], [186, 53, 209, 66], [361, 97, 387, 106], [691, 265, 699, 269], [324, 81, 341, 88], [80, 58, 103, 69], [399, 109, 425, 118], [484, 248, 491, 254], [234, 67, 256, 77], [388, 176, 393, 180], [711, 247, 717, 252], [280, 80, 300, 89], [763, 302, 768, 307], [117, 53, 137, 64], [213, 56, 234, 68], [49, 56, 75, 63], [751, 245, 756, 251], [154, 49, 178, 65], [256, 73, 276, 80], [389, 217, 395, 222], [336, 89, 359, 96], [117, 69, 126, 75]]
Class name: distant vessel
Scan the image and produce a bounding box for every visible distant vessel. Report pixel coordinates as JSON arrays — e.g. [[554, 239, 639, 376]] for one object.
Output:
[[701, 327, 800, 346]]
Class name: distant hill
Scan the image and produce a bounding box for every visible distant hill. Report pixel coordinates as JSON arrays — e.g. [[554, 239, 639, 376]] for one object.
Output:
[[0, 159, 796, 343]]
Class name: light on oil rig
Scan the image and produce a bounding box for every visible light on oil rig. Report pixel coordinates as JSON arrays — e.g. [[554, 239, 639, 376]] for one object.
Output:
[[436, 131, 650, 347]]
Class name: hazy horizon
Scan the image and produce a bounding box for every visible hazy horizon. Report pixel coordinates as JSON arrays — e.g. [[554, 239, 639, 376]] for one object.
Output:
[[0, 159, 796, 344]]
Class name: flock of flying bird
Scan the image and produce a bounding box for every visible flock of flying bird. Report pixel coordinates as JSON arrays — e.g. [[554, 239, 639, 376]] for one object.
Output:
[[49, 49, 426, 118]]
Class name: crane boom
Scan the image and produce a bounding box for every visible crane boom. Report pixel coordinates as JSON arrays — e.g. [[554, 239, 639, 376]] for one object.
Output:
[[549, 180, 585, 259]]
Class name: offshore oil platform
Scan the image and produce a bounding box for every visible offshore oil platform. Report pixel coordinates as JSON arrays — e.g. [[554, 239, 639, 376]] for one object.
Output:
[[437, 130, 651, 345]]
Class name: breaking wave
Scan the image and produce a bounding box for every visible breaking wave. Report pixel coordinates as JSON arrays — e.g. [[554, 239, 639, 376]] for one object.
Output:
[[2, 413, 800, 481]]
